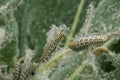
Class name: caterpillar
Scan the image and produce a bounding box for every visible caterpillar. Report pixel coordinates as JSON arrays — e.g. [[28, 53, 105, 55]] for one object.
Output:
[[68, 36, 108, 51], [40, 30, 64, 63], [20, 63, 38, 80], [93, 47, 109, 56], [13, 57, 25, 80]]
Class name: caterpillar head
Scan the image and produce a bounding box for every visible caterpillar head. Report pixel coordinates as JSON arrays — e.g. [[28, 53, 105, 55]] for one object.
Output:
[[102, 36, 108, 42]]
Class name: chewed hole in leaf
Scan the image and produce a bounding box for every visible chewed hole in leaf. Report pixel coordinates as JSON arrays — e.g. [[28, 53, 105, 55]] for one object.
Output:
[[98, 55, 116, 73], [109, 39, 120, 54]]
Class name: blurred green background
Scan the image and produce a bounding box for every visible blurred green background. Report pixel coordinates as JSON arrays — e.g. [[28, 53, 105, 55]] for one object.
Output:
[[0, 0, 120, 80]]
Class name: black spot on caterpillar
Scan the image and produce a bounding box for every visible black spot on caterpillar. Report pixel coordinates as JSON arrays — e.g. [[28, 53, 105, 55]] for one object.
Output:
[[20, 63, 38, 80]]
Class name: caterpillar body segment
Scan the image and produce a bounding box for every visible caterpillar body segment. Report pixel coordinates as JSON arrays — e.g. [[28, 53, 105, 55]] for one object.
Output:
[[55, 30, 64, 43], [21, 63, 38, 80], [40, 41, 57, 63], [40, 30, 64, 63], [68, 36, 108, 51], [13, 57, 25, 80]]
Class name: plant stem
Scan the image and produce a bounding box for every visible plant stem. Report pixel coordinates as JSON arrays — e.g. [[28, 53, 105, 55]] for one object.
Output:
[[67, 64, 85, 80], [65, 0, 85, 46], [83, 3, 94, 34], [39, 49, 72, 72]]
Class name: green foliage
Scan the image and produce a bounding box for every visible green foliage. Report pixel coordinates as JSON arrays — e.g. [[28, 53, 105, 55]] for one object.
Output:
[[0, 1, 19, 68], [0, 0, 120, 80]]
